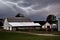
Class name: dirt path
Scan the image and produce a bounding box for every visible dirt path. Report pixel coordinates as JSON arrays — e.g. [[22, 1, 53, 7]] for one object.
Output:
[[16, 31, 60, 36], [34, 34, 59, 36]]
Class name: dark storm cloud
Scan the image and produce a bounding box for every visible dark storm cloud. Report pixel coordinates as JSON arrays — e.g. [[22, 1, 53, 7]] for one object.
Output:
[[0, 0, 60, 21], [48, 0, 60, 5]]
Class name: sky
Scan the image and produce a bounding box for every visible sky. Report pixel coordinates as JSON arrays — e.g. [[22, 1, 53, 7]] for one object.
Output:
[[0, 0, 60, 21]]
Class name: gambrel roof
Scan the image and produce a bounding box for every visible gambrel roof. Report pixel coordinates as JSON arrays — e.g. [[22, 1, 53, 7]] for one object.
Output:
[[7, 17, 32, 22]]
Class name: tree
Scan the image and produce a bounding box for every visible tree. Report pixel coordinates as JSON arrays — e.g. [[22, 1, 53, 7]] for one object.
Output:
[[15, 13, 24, 17], [46, 14, 57, 24], [46, 15, 56, 22]]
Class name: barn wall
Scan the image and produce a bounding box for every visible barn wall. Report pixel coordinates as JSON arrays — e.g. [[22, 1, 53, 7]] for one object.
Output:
[[3, 18, 11, 30]]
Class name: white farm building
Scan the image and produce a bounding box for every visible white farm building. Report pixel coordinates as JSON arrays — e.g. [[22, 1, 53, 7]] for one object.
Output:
[[2, 17, 41, 31]]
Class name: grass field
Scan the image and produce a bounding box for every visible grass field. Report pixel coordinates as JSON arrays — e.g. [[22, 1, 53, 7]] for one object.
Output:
[[0, 31, 60, 40]]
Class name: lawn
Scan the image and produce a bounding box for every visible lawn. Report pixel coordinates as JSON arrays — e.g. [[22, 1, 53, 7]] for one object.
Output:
[[0, 31, 60, 40]]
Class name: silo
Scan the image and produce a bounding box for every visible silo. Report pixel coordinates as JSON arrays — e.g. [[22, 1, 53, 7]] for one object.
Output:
[[58, 18, 60, 31]]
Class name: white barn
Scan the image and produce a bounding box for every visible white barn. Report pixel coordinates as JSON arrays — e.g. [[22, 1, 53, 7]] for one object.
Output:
[[42, 22, 51, 29], [3, 17, 41, 31]]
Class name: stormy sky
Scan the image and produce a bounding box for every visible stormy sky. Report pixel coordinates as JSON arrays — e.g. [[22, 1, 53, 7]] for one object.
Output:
[[0, 0, 60, 21]]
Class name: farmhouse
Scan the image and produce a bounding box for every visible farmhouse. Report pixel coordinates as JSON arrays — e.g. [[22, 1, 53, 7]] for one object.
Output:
[[2, 16, 41, 31]]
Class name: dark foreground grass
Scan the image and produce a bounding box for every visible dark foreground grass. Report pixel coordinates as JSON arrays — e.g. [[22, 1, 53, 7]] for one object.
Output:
[[0, 31, 60, 40]]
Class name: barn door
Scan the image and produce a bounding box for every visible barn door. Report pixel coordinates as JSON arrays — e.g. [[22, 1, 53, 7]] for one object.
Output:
[[46, 26, 50, 31]]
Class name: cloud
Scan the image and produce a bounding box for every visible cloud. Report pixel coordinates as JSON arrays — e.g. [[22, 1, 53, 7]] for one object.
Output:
[[0, 0, 60, 21]]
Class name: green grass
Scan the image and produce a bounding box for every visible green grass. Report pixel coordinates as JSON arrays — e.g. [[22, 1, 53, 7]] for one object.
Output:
[[18, 30, 60, 35], [0, 31, 60, 40]]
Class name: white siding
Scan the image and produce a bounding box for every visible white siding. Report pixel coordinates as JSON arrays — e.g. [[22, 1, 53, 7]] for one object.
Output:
[[3, 18, 12, 30], [4, 18, 9, 27], [42, 22, 51, 29], [10, 27, 12, 30]]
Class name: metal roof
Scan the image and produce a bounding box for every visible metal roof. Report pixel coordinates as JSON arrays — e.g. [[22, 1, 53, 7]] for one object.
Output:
[[7, 17, 32, 22], [9, 22, 41, 27]]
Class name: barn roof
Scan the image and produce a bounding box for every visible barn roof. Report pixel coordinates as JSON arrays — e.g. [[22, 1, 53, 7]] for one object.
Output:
[[9, 22, 41, 26], [34, 21, 46, 26], [6, 17, 32, 22]]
